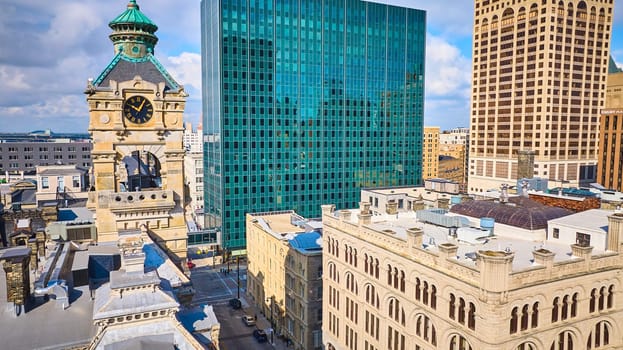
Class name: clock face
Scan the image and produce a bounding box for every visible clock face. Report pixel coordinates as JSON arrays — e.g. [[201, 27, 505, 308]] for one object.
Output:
[[123, 95, 153, 124]]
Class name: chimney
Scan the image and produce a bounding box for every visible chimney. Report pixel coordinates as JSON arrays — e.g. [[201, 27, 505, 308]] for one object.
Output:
[[500, 184, 509, 203], [339, 209, 351, 221], [359, 201, 371, 215], [386, 200, 398, 215], [412, 195, 425, 211], [477, 250, 514, 293], [521, 180, 530, 198], [606, 213, 623, 252], [358, 202, 372, 225], [437, 197, 450, 209], [321, 204, 335, 216], [406, 227, 423, 249]]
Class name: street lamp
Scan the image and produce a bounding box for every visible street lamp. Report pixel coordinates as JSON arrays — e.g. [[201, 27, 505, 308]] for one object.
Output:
[[236, 256, 240, 299], [266, 296, 275, 345]]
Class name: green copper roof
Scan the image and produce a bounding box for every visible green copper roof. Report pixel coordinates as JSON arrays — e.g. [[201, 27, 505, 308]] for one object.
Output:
[[109, 0, 157, 32], [93, 52, 180, 92], [609, 55, 622, 74]]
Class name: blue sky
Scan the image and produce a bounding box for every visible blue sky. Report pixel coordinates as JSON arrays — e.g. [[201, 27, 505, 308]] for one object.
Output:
[[0, 0, 621, 133]]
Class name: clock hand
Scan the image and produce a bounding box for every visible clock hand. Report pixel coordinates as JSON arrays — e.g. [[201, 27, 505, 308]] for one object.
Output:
[[129, 104, 141, 112], [137, 99, 146, 111]]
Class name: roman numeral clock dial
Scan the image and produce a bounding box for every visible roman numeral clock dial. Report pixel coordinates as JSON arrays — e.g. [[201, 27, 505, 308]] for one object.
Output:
[[123, 95, 153, 124]]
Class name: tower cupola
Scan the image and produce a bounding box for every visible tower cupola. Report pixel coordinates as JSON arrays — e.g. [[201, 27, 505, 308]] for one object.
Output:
[[108, 0, 158, 59]]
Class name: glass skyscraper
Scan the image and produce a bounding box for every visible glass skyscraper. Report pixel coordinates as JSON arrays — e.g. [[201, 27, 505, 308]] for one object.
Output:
[[201, 0, 426, 249]]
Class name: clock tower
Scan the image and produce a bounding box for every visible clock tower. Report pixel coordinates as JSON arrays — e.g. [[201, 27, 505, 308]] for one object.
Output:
[[85, 0, 187, 263]]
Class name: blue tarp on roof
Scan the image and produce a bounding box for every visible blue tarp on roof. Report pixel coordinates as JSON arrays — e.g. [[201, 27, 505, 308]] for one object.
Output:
[[289, 232, 322, 253]]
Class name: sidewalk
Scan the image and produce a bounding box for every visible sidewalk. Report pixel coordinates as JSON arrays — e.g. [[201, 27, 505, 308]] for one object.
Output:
[[239, 294, 290, 350]]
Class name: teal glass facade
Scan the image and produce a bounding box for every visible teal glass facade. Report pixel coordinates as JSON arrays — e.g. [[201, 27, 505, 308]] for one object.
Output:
[[201, 0, 426, 250]]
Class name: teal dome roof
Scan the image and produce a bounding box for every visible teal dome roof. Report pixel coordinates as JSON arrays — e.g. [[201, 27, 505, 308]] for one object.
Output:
[[108, 0, 158, 58], [109, 0, 157, 32]]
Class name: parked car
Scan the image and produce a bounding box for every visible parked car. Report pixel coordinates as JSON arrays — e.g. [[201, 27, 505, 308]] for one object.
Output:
[[186, 259, 196, 269], [242, 315, 256, 326], [229, 298, 242, 309], [253, 329, 268, 343]]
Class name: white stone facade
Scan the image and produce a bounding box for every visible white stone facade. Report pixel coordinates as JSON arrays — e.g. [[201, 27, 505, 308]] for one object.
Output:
[[322, 203, 623, 350]]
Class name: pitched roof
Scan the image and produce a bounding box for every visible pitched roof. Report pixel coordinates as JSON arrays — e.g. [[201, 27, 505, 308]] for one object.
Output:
[[93, 53, 180, 92]]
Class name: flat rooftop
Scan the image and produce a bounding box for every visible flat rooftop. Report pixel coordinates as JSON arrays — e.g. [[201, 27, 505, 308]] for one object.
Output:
[[337, 209, 602, 271], [0, 286, 95, 350]]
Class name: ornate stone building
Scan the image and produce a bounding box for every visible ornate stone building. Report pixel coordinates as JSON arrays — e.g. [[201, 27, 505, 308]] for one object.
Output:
[[322, 202, 623, 350], [86, 0, 187, 262]]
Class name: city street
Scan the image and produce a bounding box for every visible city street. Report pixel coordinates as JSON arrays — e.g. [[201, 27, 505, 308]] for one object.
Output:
[[189, 263, 289, 350]]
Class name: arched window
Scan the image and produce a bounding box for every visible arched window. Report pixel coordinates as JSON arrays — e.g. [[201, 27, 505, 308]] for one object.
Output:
[[423, 282, 429, 305], [393, 267, 399, 289], [346, 273, 357, 294], [365, 284, 379, 308], [599, 286, 606, 310], [415, 314, 437, 346], [550, 330, 574, 350], [345, 245, 350, 263], [449, 334, 472, 350], [590, 289, 596, 313], [388, 298, 404, 325], [374, 259, 379, 279], [353, 249, 357, 268], [561, 295, 569, 320], [510, 307, 518, 334], [415, 278, 421, 301], [431, 285, 437, 310], [364, 254, 369, 273], [399, 270, 405, 292], [458, 298, 466, 325], [387, 265, 393, 285], [570, 294, 578, 318], [468, 302, 476, 330], [607, 285, 614, 309], [517, 342, 537, 350], [121, 151, 162, 191], [531, 302, 539, 328], [449, 294, 456, 320], [587, 320, 611, 349], [552, 297, 560, 323], [521, 304, 529, 331]]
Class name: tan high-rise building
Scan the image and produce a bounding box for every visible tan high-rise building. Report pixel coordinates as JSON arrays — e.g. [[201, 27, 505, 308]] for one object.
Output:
[[423, 127, 440, 180], [469, 0, 614, 193], [597, 72, 623, 190], [86, 1, 188, 262], [322, 200, 623, 350]]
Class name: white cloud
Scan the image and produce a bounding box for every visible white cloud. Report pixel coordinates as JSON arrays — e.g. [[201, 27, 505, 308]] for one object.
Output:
[[424, 35, 472, 129], [0, 66, 30, 90], [425, 35, 472, 98], [164, 52, 202, 93]]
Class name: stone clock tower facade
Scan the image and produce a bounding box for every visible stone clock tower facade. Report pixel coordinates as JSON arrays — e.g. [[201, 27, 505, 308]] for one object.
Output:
[[85, 0, 187, 262]]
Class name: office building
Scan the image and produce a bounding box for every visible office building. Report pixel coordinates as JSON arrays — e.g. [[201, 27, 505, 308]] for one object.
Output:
[[322, 200, 623, 350], [0, 139, 92, 176], [201, 0, 426, 249], [440, 127, 469, 145], [597, 71, 623, 190], [184, 123, 205, 224], [469, 0, 614, 193], [423, 127, 440, 180], [246, 211, 323, 350]]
